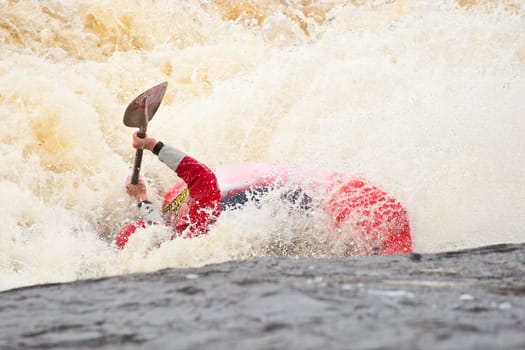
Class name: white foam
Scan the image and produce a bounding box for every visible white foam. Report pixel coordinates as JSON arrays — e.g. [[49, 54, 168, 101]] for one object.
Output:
[[1, 0, 524, 290]]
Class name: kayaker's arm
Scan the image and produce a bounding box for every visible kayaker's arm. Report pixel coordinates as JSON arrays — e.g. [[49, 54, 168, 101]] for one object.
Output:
[[130, 131, 221, 235], [156, 143, 221, 236]]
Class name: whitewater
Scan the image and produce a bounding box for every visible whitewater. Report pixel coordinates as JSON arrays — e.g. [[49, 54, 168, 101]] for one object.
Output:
[[1, 0, 524, 292]]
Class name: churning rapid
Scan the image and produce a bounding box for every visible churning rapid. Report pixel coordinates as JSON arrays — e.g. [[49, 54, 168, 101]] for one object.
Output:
[[0, 0, 524, 291]]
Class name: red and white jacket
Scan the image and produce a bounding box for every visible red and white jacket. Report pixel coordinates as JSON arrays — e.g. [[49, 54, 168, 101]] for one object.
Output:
[[115, 143, 221, 249]]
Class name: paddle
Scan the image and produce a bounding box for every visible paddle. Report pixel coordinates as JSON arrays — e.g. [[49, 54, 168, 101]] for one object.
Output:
[[123, 82, 168, 184]]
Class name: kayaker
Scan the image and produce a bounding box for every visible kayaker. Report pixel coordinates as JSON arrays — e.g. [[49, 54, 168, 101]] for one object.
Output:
[[116, 133, 412, 256], [115, 131, 221, 249]]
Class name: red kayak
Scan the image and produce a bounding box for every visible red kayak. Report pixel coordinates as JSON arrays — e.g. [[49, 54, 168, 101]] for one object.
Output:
[[160, 163, 412, 256]]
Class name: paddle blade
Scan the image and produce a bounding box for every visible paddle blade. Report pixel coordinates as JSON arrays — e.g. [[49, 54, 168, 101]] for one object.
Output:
[[123, 82, 168, 128]]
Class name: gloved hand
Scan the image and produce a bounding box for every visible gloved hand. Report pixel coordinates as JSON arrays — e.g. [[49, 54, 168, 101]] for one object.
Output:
[[131, 131, 157, 151], [126, 176, 148, 203]]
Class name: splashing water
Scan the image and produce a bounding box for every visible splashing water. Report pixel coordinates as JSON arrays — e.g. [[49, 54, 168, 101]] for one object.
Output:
[[1, 0, 524, 291]]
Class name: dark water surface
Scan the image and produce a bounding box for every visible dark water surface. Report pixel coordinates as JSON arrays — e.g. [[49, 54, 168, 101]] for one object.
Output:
[[1, 243, 524, 350]]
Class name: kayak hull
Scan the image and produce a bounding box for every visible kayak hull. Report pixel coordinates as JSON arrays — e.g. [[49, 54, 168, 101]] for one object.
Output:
[[162, 163, 412, 255]]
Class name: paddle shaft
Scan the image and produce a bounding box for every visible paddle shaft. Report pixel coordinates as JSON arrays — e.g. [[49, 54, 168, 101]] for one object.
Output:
[[130, 134, 145, 185], [130, 99, 150, 185]]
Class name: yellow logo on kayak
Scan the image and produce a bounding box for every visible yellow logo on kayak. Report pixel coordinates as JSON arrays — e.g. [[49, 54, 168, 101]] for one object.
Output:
[[164, 188, 189, 214]]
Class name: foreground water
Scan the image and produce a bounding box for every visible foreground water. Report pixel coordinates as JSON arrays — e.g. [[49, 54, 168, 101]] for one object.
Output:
[[1, 243, 524, 349]]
